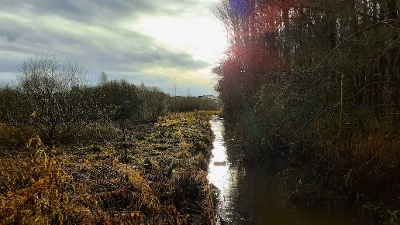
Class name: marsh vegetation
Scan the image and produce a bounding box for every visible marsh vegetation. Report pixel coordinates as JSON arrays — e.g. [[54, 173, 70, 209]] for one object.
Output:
[[0, 54, 220, 224]]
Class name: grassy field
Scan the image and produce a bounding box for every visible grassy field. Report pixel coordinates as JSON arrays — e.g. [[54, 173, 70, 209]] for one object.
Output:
[[0, 111, 220, 225]]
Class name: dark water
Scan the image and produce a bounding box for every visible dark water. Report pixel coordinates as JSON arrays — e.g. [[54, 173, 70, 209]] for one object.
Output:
[[208, 116, 362, 225]]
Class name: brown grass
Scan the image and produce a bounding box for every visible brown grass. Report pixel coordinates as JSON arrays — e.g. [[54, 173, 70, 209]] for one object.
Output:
[[304, 115, 400, 220], [0, 111, 219, 224], [0, 124, 34, 150]]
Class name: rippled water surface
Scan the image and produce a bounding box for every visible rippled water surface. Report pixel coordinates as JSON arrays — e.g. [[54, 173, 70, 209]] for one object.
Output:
[[207, 116, 362, 225]]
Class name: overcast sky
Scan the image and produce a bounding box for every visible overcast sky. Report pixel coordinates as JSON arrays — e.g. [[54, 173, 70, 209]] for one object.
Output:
[[0, 0, 227, 96]]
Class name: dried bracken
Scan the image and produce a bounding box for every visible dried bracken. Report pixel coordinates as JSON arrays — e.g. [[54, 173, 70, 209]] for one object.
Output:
[[0, 111, 219, 225]]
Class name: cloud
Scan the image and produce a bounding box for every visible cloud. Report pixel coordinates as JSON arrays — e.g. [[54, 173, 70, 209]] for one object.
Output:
[[0, 0, 222, 95], [5, 34, 16, 42], [4, 0, 202, 24]]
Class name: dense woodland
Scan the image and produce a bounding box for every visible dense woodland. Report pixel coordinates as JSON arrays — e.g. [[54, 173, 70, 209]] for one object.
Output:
[[214, 0, 400, 221]]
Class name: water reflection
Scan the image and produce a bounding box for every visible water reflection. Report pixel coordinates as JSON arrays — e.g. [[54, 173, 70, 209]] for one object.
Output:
[[208, 116, 361, 225], [207, 116, 232, 218]]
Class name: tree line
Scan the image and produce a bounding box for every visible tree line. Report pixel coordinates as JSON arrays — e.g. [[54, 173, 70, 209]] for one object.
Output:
[[0, 54, 219, 146], [214, 0, 400, 162], [214, 0, 400, 218]]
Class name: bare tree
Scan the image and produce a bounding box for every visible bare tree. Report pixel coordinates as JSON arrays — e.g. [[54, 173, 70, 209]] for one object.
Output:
[[16, 53, 87, 143], [99, 71, 108, 85]]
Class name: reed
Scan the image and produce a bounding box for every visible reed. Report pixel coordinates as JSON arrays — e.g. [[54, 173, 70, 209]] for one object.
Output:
[[302, 114, 400, 219]]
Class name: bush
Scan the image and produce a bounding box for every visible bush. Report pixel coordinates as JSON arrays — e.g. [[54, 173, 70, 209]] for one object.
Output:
[[137, 84, 168, 122], [14, 53, 88, 142], [168, 96, 220, 112], [0, 123, 33, 150]]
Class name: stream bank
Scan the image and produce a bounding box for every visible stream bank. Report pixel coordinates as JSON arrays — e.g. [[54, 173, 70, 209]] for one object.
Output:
[[208, 115, 364, 225]]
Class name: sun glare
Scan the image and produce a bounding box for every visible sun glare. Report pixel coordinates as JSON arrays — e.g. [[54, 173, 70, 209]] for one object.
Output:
[[125, 16, 227, 64]]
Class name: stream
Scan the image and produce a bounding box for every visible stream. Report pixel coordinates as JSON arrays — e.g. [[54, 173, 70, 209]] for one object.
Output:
[[207, 115, 362, 225]]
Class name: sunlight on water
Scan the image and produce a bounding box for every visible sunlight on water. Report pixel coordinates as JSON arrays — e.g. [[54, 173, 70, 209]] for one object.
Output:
[[208, 115, 362, 225], [207, 117, 229, 191], [208, 115, 246, 224]]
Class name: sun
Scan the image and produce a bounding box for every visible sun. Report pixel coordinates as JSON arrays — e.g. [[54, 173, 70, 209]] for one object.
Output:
[[125, 15, 228, 64]]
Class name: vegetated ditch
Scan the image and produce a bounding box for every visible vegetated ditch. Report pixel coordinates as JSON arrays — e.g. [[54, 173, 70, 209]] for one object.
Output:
[[208, 115, 367, 225], [219, 112, 400, 225]]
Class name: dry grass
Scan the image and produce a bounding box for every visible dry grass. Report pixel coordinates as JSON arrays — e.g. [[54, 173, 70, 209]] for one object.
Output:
[[0, 111, 220, 225], [301, 115, 400, 220], [0, 124, 34, 150]]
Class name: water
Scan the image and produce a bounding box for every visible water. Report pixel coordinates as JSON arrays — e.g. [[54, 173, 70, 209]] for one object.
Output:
[[207, 115, 362, 225]]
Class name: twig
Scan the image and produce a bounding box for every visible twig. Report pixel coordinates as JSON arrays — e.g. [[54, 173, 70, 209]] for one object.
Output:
[[311, 20, 394, 73]]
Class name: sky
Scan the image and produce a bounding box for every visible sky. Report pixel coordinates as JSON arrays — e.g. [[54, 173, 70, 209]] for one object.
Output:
[[0, 0, 228, 96]]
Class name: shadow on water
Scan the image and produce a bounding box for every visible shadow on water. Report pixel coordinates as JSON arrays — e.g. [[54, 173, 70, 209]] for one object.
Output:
[[208, 115, 362, 225]]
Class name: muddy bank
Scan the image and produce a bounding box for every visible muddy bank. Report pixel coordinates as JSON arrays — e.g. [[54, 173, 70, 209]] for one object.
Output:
[[0, 111, 219, 224]]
